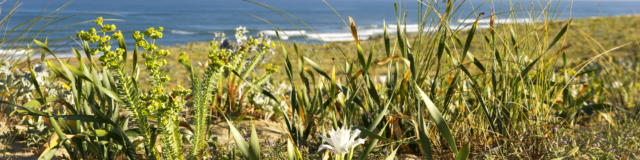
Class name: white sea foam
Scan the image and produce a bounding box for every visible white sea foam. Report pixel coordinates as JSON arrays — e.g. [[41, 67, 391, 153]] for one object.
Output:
[[0, 49, 32, 55], [259, 30, 307, 36], [259, 24, 442, 42], [306, 32, 370, 42], [257, 22, 501, 42], [317, 25, 437, 42], [388, 24, 439, 33], [457, 18, 536, 24], [259, 30, 307, 40], [0, 49, 76, 59], [170, 29, 197, 35], [456, 24, 491, 30]]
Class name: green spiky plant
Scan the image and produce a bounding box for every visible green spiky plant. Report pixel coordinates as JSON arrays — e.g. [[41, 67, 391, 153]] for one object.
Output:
[[0, 0, 95, 158], [8, 16, 279, 159], [267, 0, 621, 159]]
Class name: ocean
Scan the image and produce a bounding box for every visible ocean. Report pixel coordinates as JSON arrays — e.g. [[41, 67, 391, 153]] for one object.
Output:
[[2, 0, 640, 51]]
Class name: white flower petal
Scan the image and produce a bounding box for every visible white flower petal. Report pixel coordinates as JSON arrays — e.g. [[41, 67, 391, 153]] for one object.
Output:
[[317, 144, 333, 152], [317, 126, 368, 155], [354, 138, 366, 146], [351, 129, 361, 140], [319, 135, 329, 141]]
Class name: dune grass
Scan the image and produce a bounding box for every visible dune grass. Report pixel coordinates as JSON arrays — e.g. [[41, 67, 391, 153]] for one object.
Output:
[[163, 15, 640, 82]]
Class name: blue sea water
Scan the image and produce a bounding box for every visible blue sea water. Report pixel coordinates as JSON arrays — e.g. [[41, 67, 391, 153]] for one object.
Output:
[[2, 0, 640, 50]]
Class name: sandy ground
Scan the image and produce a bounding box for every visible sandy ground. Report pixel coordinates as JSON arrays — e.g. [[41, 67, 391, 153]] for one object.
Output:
[[0, 117, 41, 160], [210, 119, 289, 145], [0, 116, 288, 159]]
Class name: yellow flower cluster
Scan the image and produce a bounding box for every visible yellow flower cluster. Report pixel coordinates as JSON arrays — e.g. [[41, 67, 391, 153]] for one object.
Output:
[[77, 17, 124, 69]]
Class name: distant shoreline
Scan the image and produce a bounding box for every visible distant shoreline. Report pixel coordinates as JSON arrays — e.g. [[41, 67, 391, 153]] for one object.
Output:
[[3, 14, 640, 61]]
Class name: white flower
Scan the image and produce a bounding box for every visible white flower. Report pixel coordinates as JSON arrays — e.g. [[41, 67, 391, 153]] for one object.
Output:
[[213, 32, 227, 45], [278, 100, 288, 113], [235, 26, 248, 45], [277, 82, 289, 93], [378, 75, 387, 84], [523, 55, 532, 63], [570, 88, 578, 98], [612, 81, 622, 88], [318, 126, 366, 156], [253, 95, 266, 105], [255, 82, 291, 120]]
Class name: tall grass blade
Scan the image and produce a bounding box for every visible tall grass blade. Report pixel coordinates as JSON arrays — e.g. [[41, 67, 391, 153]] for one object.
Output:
[[455, 143, 470, 160], [546, 20, 571, 51], [415, 82, 458, 153], [225, 118, 260, 160]]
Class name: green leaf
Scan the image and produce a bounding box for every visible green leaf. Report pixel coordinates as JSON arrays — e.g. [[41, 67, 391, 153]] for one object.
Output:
[[225, 119, 259, 160], [33, 39, 54, 55], [54, 115, 112, 124], [0, 100, 48, 116], [90, 129, 109, 137], [415, 83, 458, 153], [359, 122, 388, 160], [286, 138, 297, 160], [461, 17, 479, 61], [241, 53, 265, 80], [23, 100, 42, 108], [132, 46, 139, 75], [249, 123, 261, 159], [455, 143, 470, 160], [366, 77, 381, 105], [353, 126, 389, 142], [38, 142, 60, 160], [28, 69, 45, 99], [384, 146, 400, 160], [547, 20, 571, 52], [383, 20, 391, 56], [466, 52, 486, 73], [417, 102, 433, 160], [96, 85, 122, 102], [442, 74, 459, 108], [303, 57, 330, 80]]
